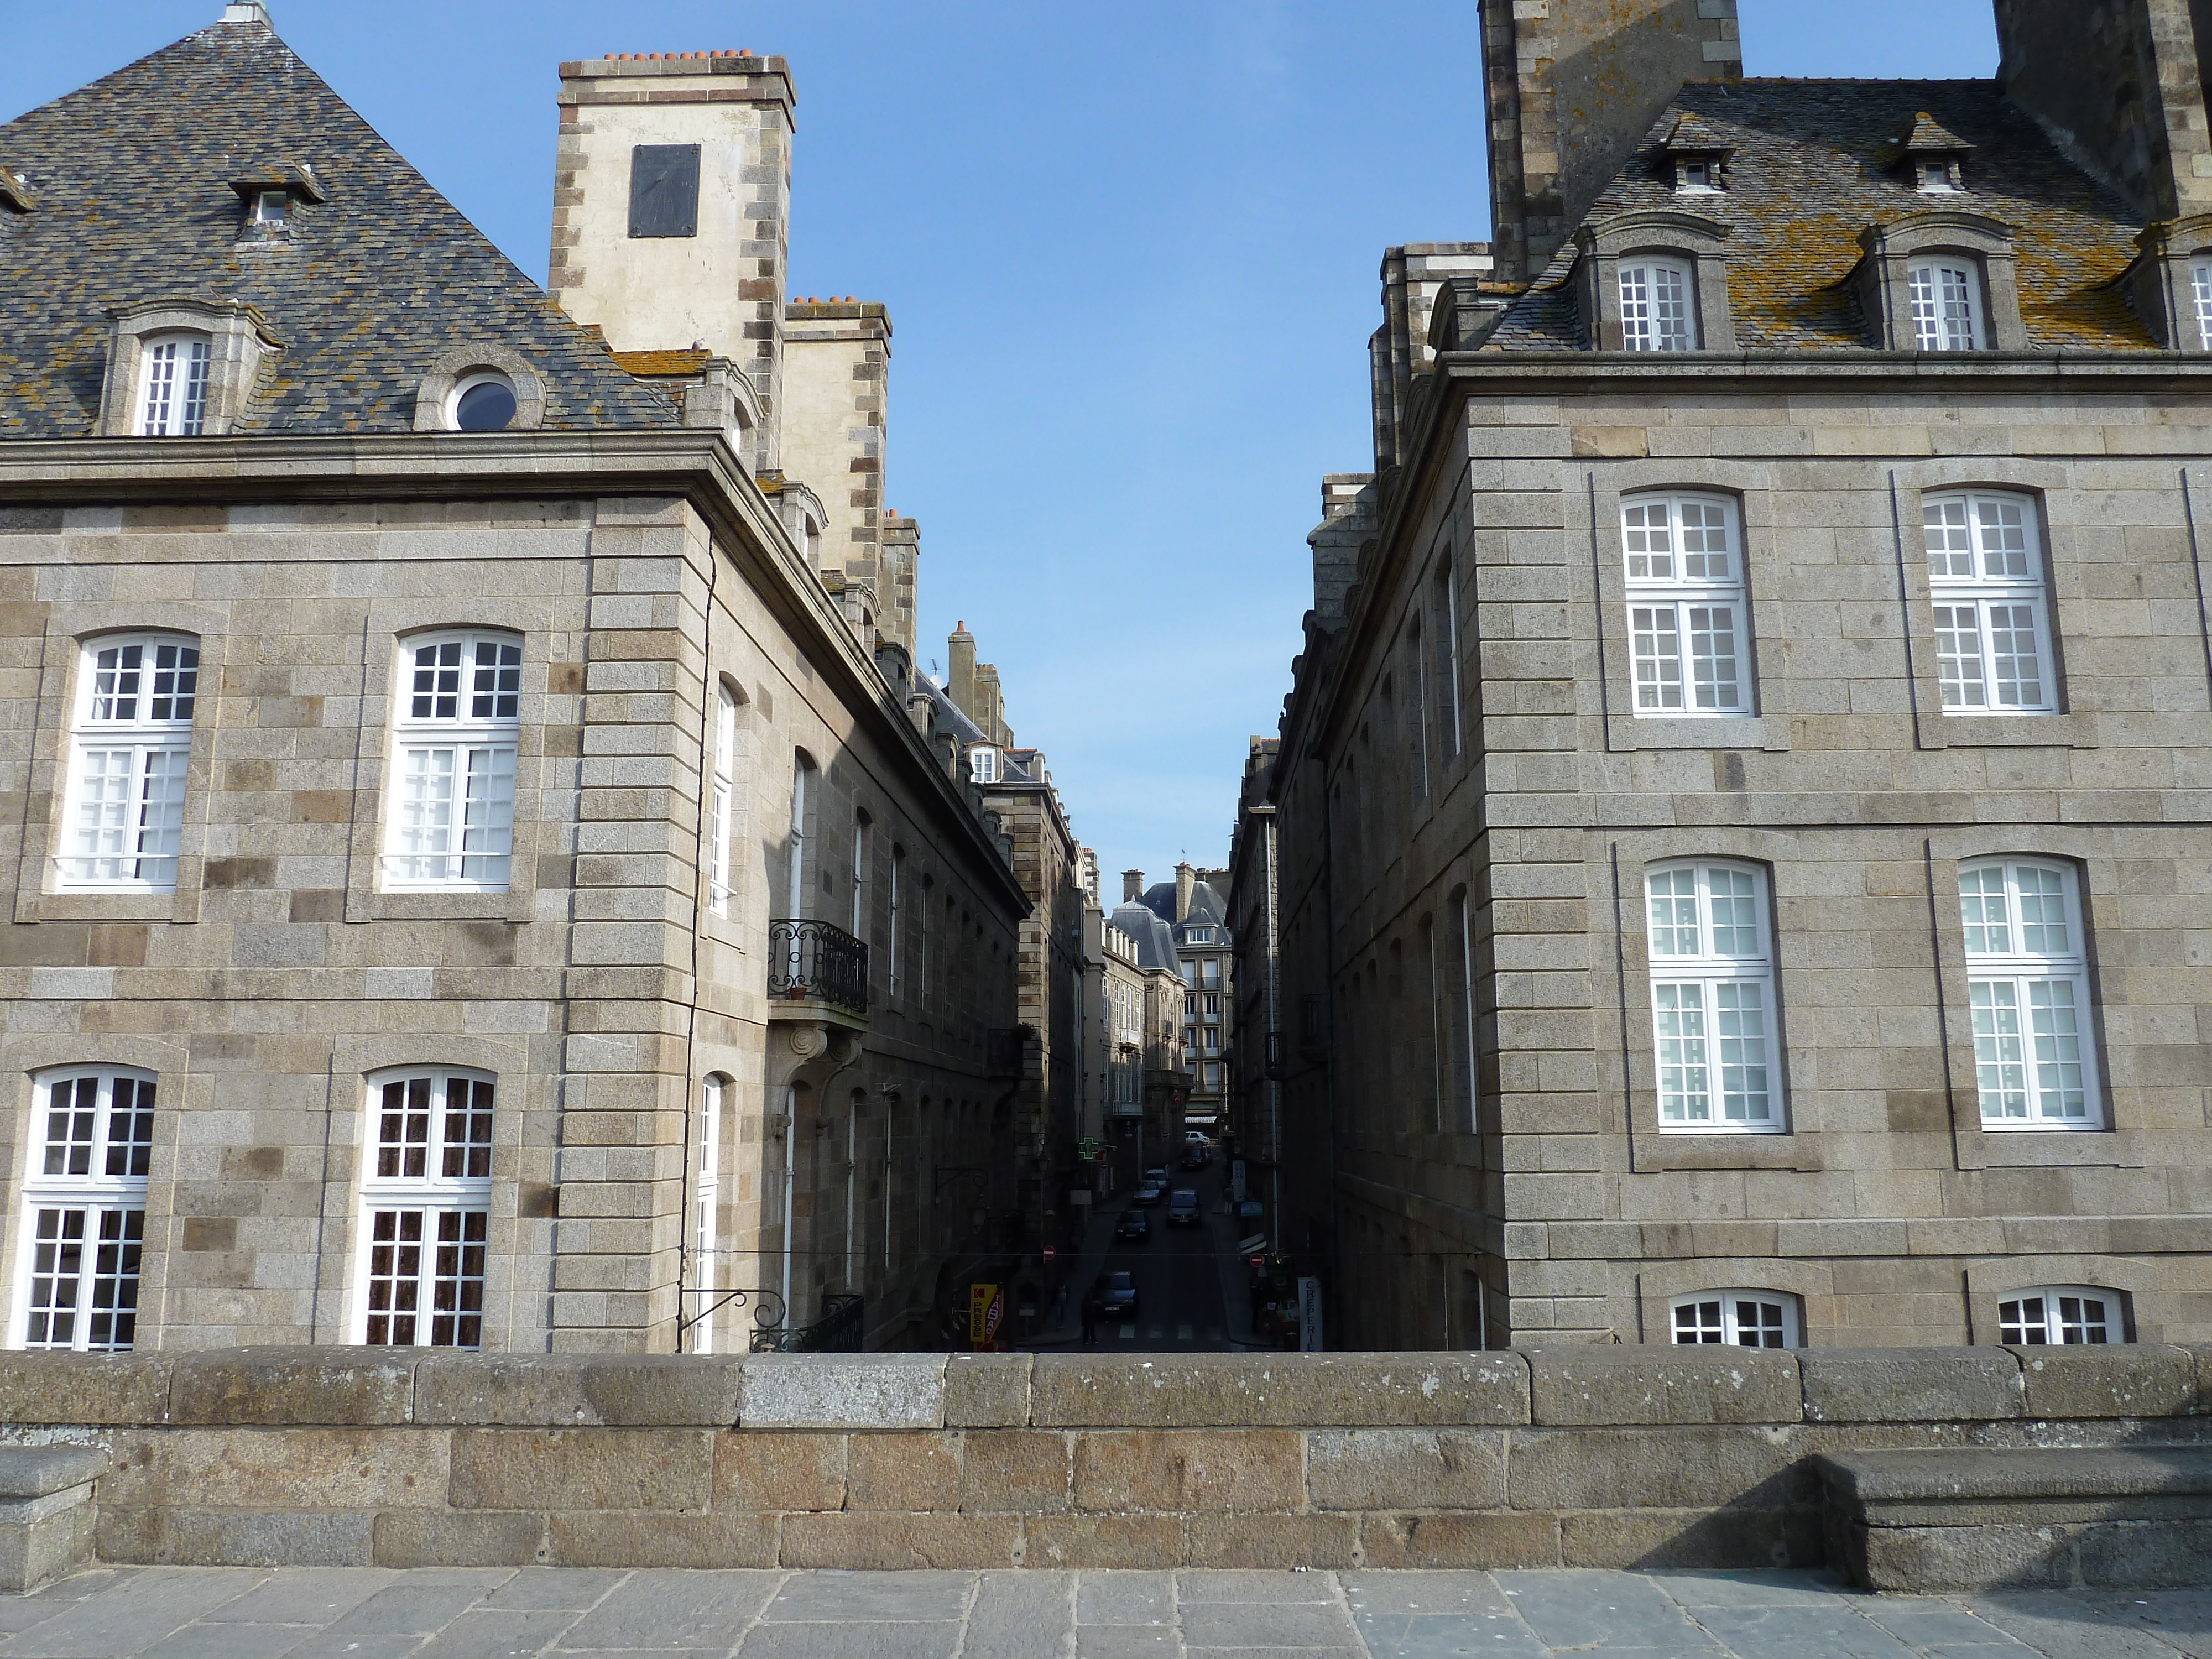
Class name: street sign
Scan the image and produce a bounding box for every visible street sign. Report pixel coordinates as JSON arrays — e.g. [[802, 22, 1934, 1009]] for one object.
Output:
[[1298, 1276, 1323, 1352], [1077, 1138, 1102, 1159], [1042, 1246, 1057, 1262], [1230, 1159, 1247, 1203], [970, 1282, 1003, 1347]]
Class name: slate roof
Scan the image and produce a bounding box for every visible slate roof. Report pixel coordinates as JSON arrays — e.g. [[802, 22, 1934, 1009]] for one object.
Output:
[[1488, 79, 2152, 354], [0, 14, 680, 439], [1109, 902, 1182, 976], [1138, 879, 1230, 944]]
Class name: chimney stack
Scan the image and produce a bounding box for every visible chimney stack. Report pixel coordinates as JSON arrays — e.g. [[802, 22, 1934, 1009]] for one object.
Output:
[[1123, 870, 1145, 904], [1175, 863, 1195, 924], [948, 622, 977, 716]]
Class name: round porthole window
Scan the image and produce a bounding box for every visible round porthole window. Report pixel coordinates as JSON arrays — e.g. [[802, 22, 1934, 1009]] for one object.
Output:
[[451, 372, 518, 432]]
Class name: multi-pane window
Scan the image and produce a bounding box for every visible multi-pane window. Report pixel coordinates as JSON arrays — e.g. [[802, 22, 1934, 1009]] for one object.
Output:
[[58, 634, 199, 891], [1998, 1285, 2116, 1345], [14, 1069, 154, 1351], [708, 685, 737, 916], [2193, 259, 2212, 350], [1923, 493, 2054, 713], [851, 813, 869, 939], [1404, 619, 1428, 796], [383, 633, 521, 890], [1908, 259, 1984, 350], [888, 847, 904, 996], [358, 1070, 494, 1348], [1646, 860, 1783, 1133], [1430, 561, 1463, 764], [1671, 1291, 1798, 1348], [969, 746, 1000, 785], [1618, 258, 1697, 351], [1622, 493, 1752, 715], [138, 334, 211, 436], [1959, 858, 2100, 1129], [688, 1077, 723, 1353], [1203, 1026, 1221, 1055]]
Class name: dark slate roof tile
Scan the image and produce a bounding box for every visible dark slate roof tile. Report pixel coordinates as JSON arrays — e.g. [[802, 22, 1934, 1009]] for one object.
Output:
[[0, 16, 679, 438], [1487, 79, 2151, 354]]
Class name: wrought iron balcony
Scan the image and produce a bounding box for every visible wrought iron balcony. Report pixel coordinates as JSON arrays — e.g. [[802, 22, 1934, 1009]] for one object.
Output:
[[768, 918, 870, 1016], [749, 1292, 863, 1353]]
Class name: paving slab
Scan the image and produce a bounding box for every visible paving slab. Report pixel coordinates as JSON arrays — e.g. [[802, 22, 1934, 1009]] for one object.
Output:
[[1493, 1571, 1722, 1651], [0, 1567, 269, 1657], [556, 1570, 782, 1650], [1076, 1630, 1182, 1658], [1684, 1603, 1921, 1658], [757, 1570, 969, 1624], [1079, 1571, 1177, 1625]]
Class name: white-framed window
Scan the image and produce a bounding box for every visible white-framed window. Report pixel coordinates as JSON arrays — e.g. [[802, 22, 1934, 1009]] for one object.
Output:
[[1622, 493, 1752, 716], [1671, 1290, 1799, 1348], [1646, 860, 1783, 1133], [1203, 992, 1221, 1016], [1618, 258, 1697, 351], [1202, 1062, 1222, 1090], [138, 333, 211, 436], [13, 1068, 153, 1352], [56, 634, 199, 891], [1914, 160, 1962, 194], [2193, 258, 2212, 350], [688, 1076, 724, 1353], [1677, 160, 1719, 194], [356, 1068, 494, 1348], [969, 746, 1000, 785], [1203, 1026, 1220, 1055], [382, 633, 521, 891], [888, 846, 905, 997], [1998, 1285, 2118, 1345], [1960, 858, 2101, 1130], [1186, 927, 1214, 945], [708, 684, 737, 917], [1923, 492, 2054, 713], [1908, 258, 1984, 349]]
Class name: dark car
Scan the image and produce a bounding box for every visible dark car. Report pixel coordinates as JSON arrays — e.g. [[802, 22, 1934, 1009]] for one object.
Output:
[[1134, 1180, 1165, 1206], [1096, 1271, 1139, 1318], [1181, 1149, 1206, 1170], [1115, 1208, 1150, 1243]]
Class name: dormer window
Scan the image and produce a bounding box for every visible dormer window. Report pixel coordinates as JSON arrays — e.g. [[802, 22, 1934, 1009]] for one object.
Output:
[[1677, 160, 1718, 194], [1886, 111, 1974, 197], [137, 335, 211, 436], [253, 190, 288, 227], [1619, 259, 1698, 351], [227, 161, 324, 241], [1908, 258, 1985, 350], [969, 746, 1001, 785], [1573, 211, 1735, 354], [1916, 159, 1963, 195], [1655, 114, 1733, 199]]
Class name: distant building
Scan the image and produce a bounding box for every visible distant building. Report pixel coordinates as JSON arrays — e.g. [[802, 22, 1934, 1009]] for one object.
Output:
[[1224, 738, 1286, 1241], [1130, 867, 1235, 1129], [1107, 894, 1196, 1172]]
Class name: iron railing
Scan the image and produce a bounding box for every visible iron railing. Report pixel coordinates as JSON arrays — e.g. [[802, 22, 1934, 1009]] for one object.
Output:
[[749, 1292, 863, 1353], [768, 919, 869, 1015]]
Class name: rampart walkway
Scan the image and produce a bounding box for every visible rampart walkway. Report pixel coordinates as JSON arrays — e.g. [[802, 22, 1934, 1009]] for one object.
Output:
[[0, 1564, 2200, 1658]]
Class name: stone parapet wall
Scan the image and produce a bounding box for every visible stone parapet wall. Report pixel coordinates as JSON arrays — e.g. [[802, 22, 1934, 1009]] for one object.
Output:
[[0, 1347, 2205, 1573]]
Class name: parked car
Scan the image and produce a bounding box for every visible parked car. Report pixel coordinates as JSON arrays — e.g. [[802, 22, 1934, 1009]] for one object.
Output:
[[1134, 1180, 1165, 1206], [1181, 1148, 1207, 1170], [1097, 1271, 1139, 1317], [1185, 1129, 1208, 1145], [1145, 1166, 1168, 1184], [1167, 1188, 1201, 1227], [1115, 1208, 1150, 1242]]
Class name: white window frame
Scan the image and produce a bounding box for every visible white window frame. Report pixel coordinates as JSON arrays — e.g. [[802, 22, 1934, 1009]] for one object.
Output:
[[688, 1076, 723, 1353], [1618, 258, 1697, 351], [969, 745, 1000, 785], [1646, 860, 1785, 1134], [708, 684, 737, 916], [381, 633, 522, 892], [1922, 492, 2055, 714], [1621, 493, 1754, 717], [1186, 927, 1214, 945], [1959, 858, 2102, 1130], [354, 1068, 495, 1348], [13, 1068, 154, 1352], [1908, 257, 1985, 349], [1997, 1285, 2119, 1345], [56, 633, 200, 893], [2193, 258, 2212, 352], [1670, 1290, 1800, 1348], [888, 847, 904, 997], [850, 813, 869, 939], [137, 333, 212, 436]]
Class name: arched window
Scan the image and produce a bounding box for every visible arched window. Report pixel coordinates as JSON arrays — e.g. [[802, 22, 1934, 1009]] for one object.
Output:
[[786, 752, 816, 920], [708, 684, 738, 917], [1621, 493, 1752, 714], [1618, 258, 1697, 351], [1923, 491, 2053, 713], [58, 633, 199, 891], [1908, 258, 1985, 349], [15, 1068, 154, 1351], [382, 632, 522, 891], [1999, 1285, 2119, 1345], [1959, 858, 2101, 1129], [1646, 860, 1783, 1133], [1671, 1290, 1800, 1348], [357, 1068, 494, 1348], [851, 810, 870, 939], [137, 334, 211, 435], [688, 1075, 725, 1353]]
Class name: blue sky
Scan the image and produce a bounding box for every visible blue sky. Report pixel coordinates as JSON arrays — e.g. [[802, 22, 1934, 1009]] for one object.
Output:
[[4, 2, 2000, 886]]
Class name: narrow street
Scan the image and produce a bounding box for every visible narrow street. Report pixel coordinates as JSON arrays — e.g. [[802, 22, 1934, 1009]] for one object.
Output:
[[1027, 1153, 1265, 1353]]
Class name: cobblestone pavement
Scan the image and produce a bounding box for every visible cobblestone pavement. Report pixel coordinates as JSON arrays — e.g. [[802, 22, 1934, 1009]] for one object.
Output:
[[0, 1564, 2205, 1658]]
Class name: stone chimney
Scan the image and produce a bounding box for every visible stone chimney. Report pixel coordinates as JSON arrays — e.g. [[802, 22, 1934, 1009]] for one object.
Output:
[[222, 1, 271, 22], [1478, 0, 1741, 284], [948, 622, 977, 716], [549, 51, 795, 468], [1175, 863, 1195, 924], [1994, 0, 2212, 221], [1123, 870, 1145, 904]]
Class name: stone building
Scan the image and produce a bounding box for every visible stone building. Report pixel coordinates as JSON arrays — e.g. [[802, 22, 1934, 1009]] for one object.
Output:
[[1269, 0, 2212, 1349], [1224, 737, 1287, 1241], [0, 6, 1031, 1355], [1105, 893, 1196, 1176], [1128, 867, 1236, 1130]]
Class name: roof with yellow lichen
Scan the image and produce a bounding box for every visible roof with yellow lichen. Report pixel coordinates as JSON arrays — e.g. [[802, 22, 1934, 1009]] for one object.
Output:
[[1488, 79, 2154, 354]]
